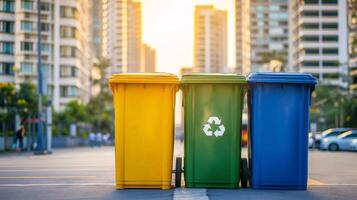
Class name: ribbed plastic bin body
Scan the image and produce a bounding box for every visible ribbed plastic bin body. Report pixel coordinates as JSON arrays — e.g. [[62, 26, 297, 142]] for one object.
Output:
[[247, 73, 317, 190]]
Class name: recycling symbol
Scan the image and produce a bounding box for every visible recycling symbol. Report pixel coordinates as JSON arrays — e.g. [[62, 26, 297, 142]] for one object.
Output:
[[203, 116, 225, 137]]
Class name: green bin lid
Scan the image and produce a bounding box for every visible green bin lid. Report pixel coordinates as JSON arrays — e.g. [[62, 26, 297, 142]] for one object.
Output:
[[181, 73, 246, 84]]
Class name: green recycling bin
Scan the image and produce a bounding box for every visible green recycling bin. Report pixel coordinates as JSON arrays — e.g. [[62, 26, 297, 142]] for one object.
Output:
[[178, 73, 248, 188]]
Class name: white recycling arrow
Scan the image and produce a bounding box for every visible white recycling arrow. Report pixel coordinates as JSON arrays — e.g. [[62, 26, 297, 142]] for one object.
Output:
[[203, 116, 225, 137], [203, 123, 213, 136]]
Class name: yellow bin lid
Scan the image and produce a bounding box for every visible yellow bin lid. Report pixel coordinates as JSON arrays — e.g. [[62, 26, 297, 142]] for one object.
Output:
[[109, 73, 179, 88]]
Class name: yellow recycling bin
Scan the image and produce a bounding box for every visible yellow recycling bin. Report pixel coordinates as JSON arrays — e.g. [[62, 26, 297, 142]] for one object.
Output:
[[109, 73, 179, 189]]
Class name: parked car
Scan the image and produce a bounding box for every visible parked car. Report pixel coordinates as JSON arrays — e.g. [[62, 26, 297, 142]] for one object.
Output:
[[320, 130, 357, 151], [317, 128, 353, 149], [350, 139, 357, 151]]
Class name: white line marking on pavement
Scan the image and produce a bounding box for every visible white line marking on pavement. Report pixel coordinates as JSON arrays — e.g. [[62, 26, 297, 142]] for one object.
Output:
[[0, 183, 115, 187], [173, 188, 209, 200], [310, 184, 357, 186], [0, 176, 96, 179], [0, 168, 112, 172]]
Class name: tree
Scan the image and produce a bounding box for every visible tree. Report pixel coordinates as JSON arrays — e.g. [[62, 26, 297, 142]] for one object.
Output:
[[258, 51, 287, 72], [92, 58, 111, 93]]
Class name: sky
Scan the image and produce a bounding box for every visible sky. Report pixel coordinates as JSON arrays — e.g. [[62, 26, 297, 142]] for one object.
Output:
[[141, 0, 235, 74]]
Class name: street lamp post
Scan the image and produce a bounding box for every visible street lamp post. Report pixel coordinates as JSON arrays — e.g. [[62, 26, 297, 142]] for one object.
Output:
[[34, 0, 46, 155]]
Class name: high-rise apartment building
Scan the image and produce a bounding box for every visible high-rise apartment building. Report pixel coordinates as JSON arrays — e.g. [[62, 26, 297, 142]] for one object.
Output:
[[235, 0, 250, 75], [290, 0, 348, 87], [141, 43, 156, 72], [194, 5, 227, 73], [0, 0, 93, 110], [91, 0, 102, 58], [247, 0, 290, 73], [348, 0, 357, 93], [102, 0, 146, 74]]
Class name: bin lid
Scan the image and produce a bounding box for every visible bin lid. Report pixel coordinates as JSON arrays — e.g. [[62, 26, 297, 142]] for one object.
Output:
[[181, 73, 246, 84], [247, 72, 317, 84], [109, 73, 179, 84]]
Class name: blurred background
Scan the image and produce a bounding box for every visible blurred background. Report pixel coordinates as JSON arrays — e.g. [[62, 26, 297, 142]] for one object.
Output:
[[0, 0, 356, 152]]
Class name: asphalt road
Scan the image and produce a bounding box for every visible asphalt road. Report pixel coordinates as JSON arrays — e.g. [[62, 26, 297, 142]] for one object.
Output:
[[0, 142, 356, 200]]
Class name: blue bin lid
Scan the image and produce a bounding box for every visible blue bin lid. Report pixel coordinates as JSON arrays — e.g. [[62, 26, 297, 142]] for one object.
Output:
[[247, 72, 317, 85]]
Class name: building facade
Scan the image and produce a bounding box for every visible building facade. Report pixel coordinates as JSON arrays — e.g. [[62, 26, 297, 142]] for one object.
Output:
[[235, 0, 250, 75], [141, 43, 156, 72], [0, 0, 94, 110], [348, 0, 357, 93], [248, 0, 290, 73], [194, 5, 227, 73], [290, 0, 348, 87], [102, 0, 146, 74]]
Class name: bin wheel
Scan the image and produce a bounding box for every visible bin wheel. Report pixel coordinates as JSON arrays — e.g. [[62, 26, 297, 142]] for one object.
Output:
[[175, 157, 182, 188], [240, 158, 249, 188]]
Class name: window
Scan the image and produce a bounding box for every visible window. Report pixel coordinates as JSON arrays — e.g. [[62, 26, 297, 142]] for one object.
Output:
[[20, 62, 33, 73], [302, 23, 319, 29], [270, 13, 288, 20], [60, 6, 76, 18], [302, 61, 319, 67], [301, 35, 319, 42], [304, 0, 319, 4], [41, 23, 50, 32], [41, 64, 52, 78], [21, 0, 33, 10], [345, 134, 357, 139], [0, 0, 15, 12], [60, 85, 78, 97], [60, 46, 76, 57], [323, 73, 339, 79], [21, 21, 34, 31], [322, 11, 338, 17], [21, 41, 33, 51], [0, 41, 13, 54], [0, 20, 14, 33], [322, 35, 338, 42], [322, 23, 338, 29], [305, 48, 319, 55], [41, 43, 50, 52], [323, 61, 339, 67], [60, 65, 77, 77], [0, 62, 13, 75], [60, 26, 76, 38], [322, 0, 338, 4], [301, 10, 319, 17], [322, 48, 338, 55], [41, 2, 50, 11]]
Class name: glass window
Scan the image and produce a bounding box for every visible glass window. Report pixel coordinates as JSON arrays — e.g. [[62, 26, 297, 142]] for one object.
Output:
[[322, 11, 338, 17], [301, 10, 319, 17], [305, 48, 319, 54], [0, 62, 13, 75], [0, 41, 13, 54], [60, 26, 76, 38], [20, 62, 33, 73], [301, 35, 319, 42], [304, 0, 319, 4], [41, 2, 50, 11], [41, 43, 50, 52], [0, 20, 14, 33], [41, 23, 50, 32], [270, 13, 288, 20], [60, 85, 78, 97], [323, 61, 339, 67], [20, 41, 33, 51], [323, 73, 339, 79], [60, 6, 76, 18], [345, 134, 357, 139], [60, 46, 77, 57], [302, 23, 319, 29], [0, 0, 15, 12], [322, 35, 338, 42], [21, 21, 33, 31], [302, 61, 319, 67], [322, 23, 338, 29], [21, 0, 33, 10], [322, 0, 338, 4], [322, 48, 338, 55]]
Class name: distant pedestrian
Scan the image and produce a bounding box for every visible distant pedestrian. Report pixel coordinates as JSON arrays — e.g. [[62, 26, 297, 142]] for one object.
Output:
[[103, 132, 110, 145], [96, 132, 103, 147], [89, 132, 96, 148], [13, 125, 25, 152]]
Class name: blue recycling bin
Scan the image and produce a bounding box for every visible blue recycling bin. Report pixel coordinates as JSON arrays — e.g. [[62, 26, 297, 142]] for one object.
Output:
[[247, 73, 317, 190]]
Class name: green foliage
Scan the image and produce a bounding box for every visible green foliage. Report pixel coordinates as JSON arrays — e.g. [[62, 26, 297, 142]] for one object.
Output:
[[311, 86, 357, 130]]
